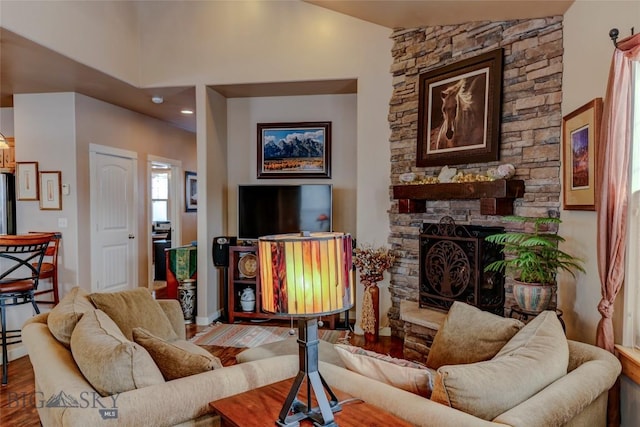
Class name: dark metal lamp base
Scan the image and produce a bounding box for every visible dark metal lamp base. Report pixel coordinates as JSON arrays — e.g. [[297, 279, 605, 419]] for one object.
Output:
[[276, 317, 342, 427]]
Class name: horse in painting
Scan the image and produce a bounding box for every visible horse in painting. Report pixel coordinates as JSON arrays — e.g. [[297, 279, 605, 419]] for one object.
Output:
[[431, 77, 484, 151]]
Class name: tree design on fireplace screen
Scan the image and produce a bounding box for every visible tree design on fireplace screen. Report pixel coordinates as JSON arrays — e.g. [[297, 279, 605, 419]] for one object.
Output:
[[419, 217, 505, 314]]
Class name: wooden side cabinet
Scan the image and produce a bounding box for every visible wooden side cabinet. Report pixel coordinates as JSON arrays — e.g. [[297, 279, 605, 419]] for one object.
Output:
[[0, 137, 15, 172], [227, 245, 273, 323], [226, 245, 340, 328]]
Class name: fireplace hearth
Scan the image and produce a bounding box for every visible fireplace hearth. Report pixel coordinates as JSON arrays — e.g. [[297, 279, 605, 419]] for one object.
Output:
[[419, 217, 505, 315]]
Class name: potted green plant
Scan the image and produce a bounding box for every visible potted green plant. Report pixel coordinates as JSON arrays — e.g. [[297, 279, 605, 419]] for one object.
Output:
[[484, 216, 585, 313]]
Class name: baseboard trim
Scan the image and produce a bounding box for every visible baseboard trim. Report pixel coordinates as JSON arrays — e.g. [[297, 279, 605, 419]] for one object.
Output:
[[5, 344, 27, 362], [352, 326, 391, 336], [196, 309, 222, 326]]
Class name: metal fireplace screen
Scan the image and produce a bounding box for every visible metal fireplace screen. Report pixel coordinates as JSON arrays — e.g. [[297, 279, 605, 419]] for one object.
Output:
[[419, 217, 504, 314]]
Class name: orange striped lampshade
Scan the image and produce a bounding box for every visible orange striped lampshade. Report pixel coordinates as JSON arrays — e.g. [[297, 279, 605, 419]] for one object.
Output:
[[258, 232, 354, 316]]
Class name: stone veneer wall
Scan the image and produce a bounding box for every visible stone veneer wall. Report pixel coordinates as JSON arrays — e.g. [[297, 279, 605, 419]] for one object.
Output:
[[387, 17, 564, 337]]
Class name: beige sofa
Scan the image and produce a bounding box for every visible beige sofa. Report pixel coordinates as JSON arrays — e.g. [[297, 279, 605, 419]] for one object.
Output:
[[23, 291, 621, 427]]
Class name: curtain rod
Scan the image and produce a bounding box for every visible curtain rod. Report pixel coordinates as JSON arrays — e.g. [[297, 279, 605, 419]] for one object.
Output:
[[610, 27, 635, 48]]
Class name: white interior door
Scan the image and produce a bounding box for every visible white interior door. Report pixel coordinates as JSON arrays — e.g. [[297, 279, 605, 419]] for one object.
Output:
[[90, 145, 138, 293]]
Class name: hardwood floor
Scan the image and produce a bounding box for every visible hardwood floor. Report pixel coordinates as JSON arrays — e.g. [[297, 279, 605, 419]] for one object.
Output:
[[0, 355, 40, 427], [0, 304, 403, 426]]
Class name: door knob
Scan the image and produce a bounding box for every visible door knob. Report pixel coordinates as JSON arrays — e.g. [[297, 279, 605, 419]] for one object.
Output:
[[128, 234, 135, 239]]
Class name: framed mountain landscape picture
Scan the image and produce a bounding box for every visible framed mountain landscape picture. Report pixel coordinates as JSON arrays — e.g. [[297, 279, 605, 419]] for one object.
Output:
[[257, 122, 331, 179]]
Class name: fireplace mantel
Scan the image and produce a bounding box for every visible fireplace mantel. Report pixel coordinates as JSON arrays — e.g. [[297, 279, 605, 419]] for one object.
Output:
[[392, 179, 525, 215]]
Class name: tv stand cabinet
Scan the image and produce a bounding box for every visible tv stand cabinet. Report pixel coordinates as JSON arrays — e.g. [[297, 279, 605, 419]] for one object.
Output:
[[227, 246, 272, 323], [226, 245, 338, 329]]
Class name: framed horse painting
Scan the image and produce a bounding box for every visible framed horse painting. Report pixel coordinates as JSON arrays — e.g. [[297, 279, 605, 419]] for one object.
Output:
[[417, 48, 503, 167]]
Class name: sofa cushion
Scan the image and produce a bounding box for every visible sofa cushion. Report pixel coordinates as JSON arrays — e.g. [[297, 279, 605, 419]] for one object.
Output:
[[334, 344, 435, 397], [132, 327, 223, 380], [89, 288, 179, 341], [70, 309, 165, 397], [236, 336, 345, 367], [426, 301, 524, 369], [430, 310, 568, 421], [47, 286, 95, 347]]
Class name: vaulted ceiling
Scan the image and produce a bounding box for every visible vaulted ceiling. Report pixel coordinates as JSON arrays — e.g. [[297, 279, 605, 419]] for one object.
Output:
[[0, 1, 574, 133], [304, 0, 573, 28]]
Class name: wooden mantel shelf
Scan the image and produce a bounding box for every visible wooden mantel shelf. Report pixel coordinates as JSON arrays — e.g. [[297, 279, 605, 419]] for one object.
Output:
[[392, 179, 525, 215]]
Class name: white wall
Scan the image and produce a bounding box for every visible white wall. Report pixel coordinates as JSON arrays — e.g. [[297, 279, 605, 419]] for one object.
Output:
[[1, 0, 141, 84], [14, 93, 79, 292], [0, 108, 14, 136], [136, 1, 388, 87], [562, 1, 640, 425], [226, 94, 357, 236], [196, 87, 228, 324]]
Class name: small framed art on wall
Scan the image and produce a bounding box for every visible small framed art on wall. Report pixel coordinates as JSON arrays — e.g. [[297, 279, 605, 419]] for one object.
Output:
[[562, 98, 603, 211]]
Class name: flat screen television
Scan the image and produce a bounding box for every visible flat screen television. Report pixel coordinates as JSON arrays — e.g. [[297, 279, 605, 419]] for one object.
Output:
[[238, 184, 332, 240]]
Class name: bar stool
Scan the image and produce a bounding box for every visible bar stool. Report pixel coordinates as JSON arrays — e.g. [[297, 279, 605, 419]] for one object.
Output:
[[0, 233, 51, 385], [29, 231, 62, 305]]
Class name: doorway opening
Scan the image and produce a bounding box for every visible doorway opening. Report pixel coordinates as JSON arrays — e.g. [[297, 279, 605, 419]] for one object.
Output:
[[148, 156, 182, 290]]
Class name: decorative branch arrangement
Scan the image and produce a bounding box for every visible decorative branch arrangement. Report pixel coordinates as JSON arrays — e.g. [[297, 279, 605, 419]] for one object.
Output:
[[353, 245, 396, 284], [353, 245, 396, 341]]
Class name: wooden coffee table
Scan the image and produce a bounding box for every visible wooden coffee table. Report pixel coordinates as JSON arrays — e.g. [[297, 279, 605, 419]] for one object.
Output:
[[210, 378, 414, 427]]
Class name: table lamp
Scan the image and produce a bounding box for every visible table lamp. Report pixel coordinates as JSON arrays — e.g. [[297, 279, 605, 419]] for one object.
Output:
[[258, 231, 354, 427]]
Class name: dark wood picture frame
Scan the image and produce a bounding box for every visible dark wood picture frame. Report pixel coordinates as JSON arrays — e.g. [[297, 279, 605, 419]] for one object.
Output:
[[562, 98, 603, 211], [417, 48, 503, 167], [185, 171, 197, 212], [257, 122, 331, 179]]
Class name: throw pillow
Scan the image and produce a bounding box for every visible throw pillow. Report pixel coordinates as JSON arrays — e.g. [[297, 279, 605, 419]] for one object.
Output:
[[426, 301, 524, 369], [334, 344, 435, 397], [89, 288, 179, 341], [47, 286, 95, 347], [70, 309, 165, 397], [430, 310, 569, 421], [132, 327, 222, 380]]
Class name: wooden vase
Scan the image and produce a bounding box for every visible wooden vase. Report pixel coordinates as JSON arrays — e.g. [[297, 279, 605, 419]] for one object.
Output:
[[364, 283, 380, 343]]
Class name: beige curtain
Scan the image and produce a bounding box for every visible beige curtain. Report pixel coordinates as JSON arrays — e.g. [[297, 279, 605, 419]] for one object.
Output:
[[596, 33, 640, 353], [596, 33, 640, 427]]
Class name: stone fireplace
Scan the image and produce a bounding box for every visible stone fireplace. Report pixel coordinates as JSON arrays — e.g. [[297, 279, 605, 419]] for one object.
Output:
[[387, 17, 564, 338]]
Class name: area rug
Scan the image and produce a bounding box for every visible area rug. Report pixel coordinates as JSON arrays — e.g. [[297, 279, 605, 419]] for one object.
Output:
[[190, 322, 350, 348]]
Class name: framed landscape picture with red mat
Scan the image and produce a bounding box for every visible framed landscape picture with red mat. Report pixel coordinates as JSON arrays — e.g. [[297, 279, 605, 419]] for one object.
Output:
[[562, 98, 603, 210]]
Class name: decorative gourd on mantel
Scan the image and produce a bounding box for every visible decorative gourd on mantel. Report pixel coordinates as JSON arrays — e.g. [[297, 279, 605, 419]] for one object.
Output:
[[392, 179, 525, 216]]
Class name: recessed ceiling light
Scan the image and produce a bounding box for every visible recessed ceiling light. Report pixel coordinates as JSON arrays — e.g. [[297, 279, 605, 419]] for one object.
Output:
[[180, 109, 194, 115], [151, 96, 164, 104]]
